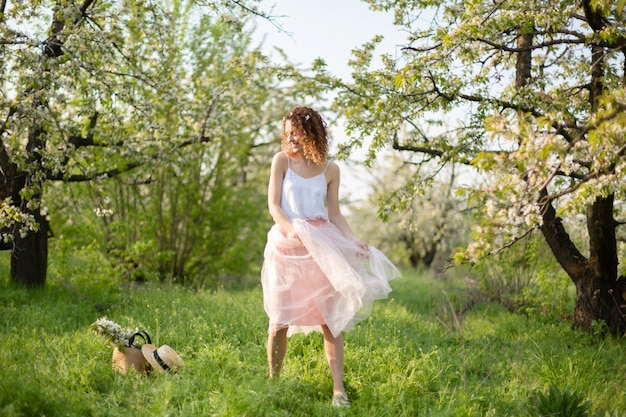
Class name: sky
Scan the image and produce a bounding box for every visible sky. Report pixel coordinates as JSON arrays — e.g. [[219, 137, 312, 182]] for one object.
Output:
[[252, 1, 407, 202], [254, 0, 406, 80]]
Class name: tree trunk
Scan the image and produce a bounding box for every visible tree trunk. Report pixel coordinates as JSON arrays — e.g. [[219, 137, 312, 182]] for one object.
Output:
[[422, 245, 437, 269], [402, 232, 438, 269], [0, 165, 48, 286], [9, 110, 49, 286], [540, 192, 626, 334], [573, 196, 626, 333], [0, 203, 49, 287], [0, 168, 49, 287], [574, 272, 626, 334], [11, 210, 49, 287], [515, 33, 532, 89]]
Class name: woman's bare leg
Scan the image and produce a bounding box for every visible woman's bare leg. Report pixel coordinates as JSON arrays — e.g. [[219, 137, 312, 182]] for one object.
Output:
[[322, 325, 345, 395], [267, 326, 288, 379]]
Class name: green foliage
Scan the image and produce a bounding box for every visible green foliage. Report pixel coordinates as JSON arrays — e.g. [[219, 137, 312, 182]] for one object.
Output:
[[1, 0, 296, 285], [1, 251, 625, 416], [14, 0, 308, 287], [534, 385, 592, 417], [470, 231, 573, 319]]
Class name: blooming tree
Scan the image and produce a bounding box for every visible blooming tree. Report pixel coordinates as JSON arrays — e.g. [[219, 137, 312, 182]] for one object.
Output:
[[0, 0, 282, 286], [315, 0, 626, 332]]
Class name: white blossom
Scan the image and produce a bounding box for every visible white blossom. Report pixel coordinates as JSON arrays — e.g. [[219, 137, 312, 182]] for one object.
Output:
[[90, 317, 136, 349], [94, 207, 114, 217]]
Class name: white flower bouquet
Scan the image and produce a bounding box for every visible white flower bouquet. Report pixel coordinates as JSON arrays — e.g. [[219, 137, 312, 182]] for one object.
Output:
[[90, 317, 138, 351]]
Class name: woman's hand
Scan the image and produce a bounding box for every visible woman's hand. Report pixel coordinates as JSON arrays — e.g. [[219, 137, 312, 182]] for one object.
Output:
[[287, 227, 303, 245], [355, 240, 370, 258]]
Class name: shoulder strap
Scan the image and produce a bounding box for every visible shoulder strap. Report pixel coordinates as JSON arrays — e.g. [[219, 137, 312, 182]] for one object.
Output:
[[322, 160, 330, 173], [284, 151, 291, 170]]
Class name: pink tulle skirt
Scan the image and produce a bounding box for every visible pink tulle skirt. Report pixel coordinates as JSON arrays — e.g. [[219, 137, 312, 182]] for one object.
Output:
[[261, 219, 400, 337]]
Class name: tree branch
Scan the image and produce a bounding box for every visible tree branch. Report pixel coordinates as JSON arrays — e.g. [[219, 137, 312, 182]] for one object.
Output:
[[477, 36, 585, 52], [422, 72, 577, 143], [459, 93, 577, 143], [68, 112, 99, 148], [76, 0, 98, 24], [538, 187, 588, 281], [48, 132, 215, 182], [401, 43, 442, 53], [392, 142, 443, 157], [229, 0, 288, 34]]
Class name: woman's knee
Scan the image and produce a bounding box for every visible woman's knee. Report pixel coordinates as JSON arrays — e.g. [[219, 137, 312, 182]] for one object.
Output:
[[322, 325, 341, 341], [268, 324, 289, 336]]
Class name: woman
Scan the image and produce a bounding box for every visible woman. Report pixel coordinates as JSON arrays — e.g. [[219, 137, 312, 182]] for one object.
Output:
[[261, 106, 400, 408]]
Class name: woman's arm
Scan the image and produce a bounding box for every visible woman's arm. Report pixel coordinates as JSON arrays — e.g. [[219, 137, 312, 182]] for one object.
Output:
[[268, 152, 297, 236], [326, 162, 369, 251]]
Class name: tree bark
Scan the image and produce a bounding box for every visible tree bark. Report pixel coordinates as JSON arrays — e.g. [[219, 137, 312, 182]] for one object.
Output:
[[8, 123, 48, 286], [515, 33, 532, 89], [0, 167, 49, 286], [573, 196, 626, 333], [11, 210, 49, 287], [539, 188, 626, 334]]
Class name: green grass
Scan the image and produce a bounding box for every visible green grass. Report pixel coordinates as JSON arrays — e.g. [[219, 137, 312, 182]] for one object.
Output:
[[1, 252, 625, 416]]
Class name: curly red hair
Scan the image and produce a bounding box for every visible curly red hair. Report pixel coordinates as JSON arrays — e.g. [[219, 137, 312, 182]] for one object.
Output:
[[281, 106, 329, 165]]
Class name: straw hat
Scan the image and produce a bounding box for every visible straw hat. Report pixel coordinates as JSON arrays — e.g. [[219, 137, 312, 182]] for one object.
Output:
[[141, 344, 184, 373]]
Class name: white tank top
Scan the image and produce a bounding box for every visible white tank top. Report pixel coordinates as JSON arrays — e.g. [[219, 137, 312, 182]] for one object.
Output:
[[280, 155, 329, 220]]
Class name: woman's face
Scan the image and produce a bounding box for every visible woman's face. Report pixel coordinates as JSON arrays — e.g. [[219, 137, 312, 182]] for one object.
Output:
[[284, 119, 303, 154]]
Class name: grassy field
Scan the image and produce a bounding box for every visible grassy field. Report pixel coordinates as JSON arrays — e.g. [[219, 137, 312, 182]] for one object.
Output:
[[1, 252, 625, 416]]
